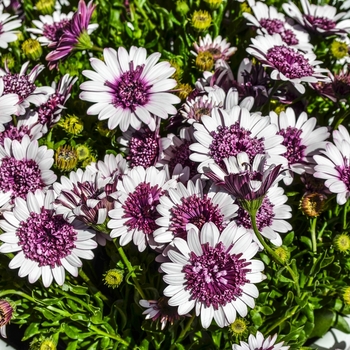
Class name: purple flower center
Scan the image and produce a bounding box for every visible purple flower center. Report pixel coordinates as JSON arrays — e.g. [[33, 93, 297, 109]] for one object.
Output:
[[37, 92, 65, 125], [0, 125, 30, 145], [0, 23, 3, 35], [127, 130, 159, 168], [209, 123, 265, 167], [0, 157, 44, 203], [3, 73, 36, 102], [236, 197, 274, 231], [108, 62, 151, 111], [169, 194, 224, 239], [278, 126, 306, 165], [304, 15, 336, 31], [259, 19, 298, 46], [183, 242, 250, 309], [266, 45, 314, 79], [336, 164, 350, 190], [168, 141, 197, 177], [122, 182, 163, 234], [16, 208, 77, 267], [43, 20, 70, 43]]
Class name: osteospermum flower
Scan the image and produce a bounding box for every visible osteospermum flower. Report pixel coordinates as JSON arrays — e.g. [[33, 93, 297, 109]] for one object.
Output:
[[0, 62, 54, 115], [191, 34, 237, 62], [246, 34, 330, 93], [0, 6, 21, 49], [79, 46, 180, 132], [189, 106, 287, 173], [107, 166, 176, 252], [243, 1, 312, 52], [233, 331, 290, 350], [0, 299, 13, 338], [0, 136, 57, 208], [0, 85, 18, 132], [46, 0, 98, 69], [314, 126, 350, 205], [0, 190, 97, 287], [283, 0, 350, 36], [153, 178, 238, 244], [269, 107, 329, 184], [162, 222, 265, 328]]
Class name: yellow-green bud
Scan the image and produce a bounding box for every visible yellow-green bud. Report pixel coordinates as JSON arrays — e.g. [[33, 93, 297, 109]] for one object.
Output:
[[103, 269, 124, 289], [22, 39, 43, 61], [203, 0, 223, 10], [195, 51, 214, 71], [35, 0, 55, 15], [191, 10, 212, 31], [176, 0, 190, 16]]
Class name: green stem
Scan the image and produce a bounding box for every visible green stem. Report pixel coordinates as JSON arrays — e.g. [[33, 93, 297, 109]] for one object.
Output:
[[91, 45, 104, 52], [114, 240, 146, 299], [170, 314, 196, 350], [265, 305, 298, 335], [89, 324, 130, 347], [310, 217, 317, 257], [0, 290, 37, 303], [250, 213, 300, 296]]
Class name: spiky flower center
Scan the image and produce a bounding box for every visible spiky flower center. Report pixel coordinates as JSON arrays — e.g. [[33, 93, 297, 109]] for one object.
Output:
[[278, 126, 306, 165], [336, 164, 350, 190], [3, 73, 36, 102], [209, 123, 265, 167], [0, 157, 44, 203], [260, 18, 298, 46], [168, 141, 197, 177], [0, 125, 30, 145], [169, 194, 224, 238], [127, 130, 159, 168], [266, 45, 314, 79], [304, 15, 336, 31], [122, 182, 163, 234], [43, 20, 70, 43], [109, 62, 151, 111], [183, 242, 250, 309], [16, 208, 77, 267]]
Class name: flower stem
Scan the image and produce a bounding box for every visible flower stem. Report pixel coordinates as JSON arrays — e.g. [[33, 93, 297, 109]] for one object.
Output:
[[170, 313, 196, 350], [310, 217, 317, 258], [250, 212, 300, 296], [89, 324, 130, 347], [113, 240, 146, 300], [265, 305, 299, 335]]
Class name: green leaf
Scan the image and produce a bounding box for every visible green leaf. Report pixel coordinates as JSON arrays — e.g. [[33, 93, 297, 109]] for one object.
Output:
[[320, 255, 334, 268], [66, 340, 79, 350], [87, 340, 100, 350], [300, 236, 312, 250], [279, 275, 294, 284], [90, 310, 104, 324], [67, 299, 79, 312], [259, 306, 273, 315], [100, 336, 110, 349], [283, 231, 295, 246], [251, 311, 262, 326], [333, 314, 350, 334], [34, 307, 58, 321], [70, 313, 89, 322], [309, 309, 336, 338], [64, 324, 81, 339], [22, 322, 40, 341]]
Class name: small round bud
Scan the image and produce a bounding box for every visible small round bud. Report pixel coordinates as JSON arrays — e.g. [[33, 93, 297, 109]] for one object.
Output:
[[334, 233, 350, 253], [76, 144, 91, 161], [35, 0, 55, 14], [176, 83, 193, 100], [191, 10, 212, 31], [300, 193, 326, 217], [103, 269, 124, 289], [59, 114, 84, 135], [330, 40, 348, 60], [195, 51, 214, 71], [55, 145, 78, 172], [343, 287, 350, 306], [176, 0, 190, 16], [274, 246, 290, 263], [22, 39, 43, 61], [229, 318, 248, 338], [39, 338, 57, 350], [1, 53, 15, 70], [203, 0, 223, 10]]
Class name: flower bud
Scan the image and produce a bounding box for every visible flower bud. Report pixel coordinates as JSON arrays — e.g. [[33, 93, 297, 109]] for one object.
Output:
[[22, 39, 43, 61]]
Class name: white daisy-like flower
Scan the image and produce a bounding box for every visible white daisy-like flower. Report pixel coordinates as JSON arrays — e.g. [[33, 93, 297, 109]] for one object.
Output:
[[0, 62, 54, 115], [27, 11, 73, 47], [283, 0, 350, 36], [269, 107, 329, 184], [153, 178, 238, 244], [246, 33, 330, 93], [80, 46, 180, 132], [107, 166, 176, 252], [0, 81, 18, 132], [191, 34, 237, 62], [314, 126, 350, 205], [0, 6, 21, 49], [233, 331, 290, 350], [243, 1, 313, 52], [0, 135, 57, 209], [161, 221, 265, 329], [0, 189, 97, 287], [189, 105, 287, 173]]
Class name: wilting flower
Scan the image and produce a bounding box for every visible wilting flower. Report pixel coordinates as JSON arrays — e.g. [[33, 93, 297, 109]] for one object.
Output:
[[192, 34, 237, 62], [153, 178, 237, 244], [80, 46, 180, 131], [46, 0, 98, 69], [232, 331, 290, 350], [246, 34, 330, 93], [0, 136, 56, 209], [0, 62, 54, 115], [139, 297, 185, 330], [314, 125, 350, 205], [0, 6, 21, 49], [283, 0, 350, 36], [0, 299, 13, 338], [0, 190, 97, 287], [161, 222, 265, 328], [108, 166, 176, 252]]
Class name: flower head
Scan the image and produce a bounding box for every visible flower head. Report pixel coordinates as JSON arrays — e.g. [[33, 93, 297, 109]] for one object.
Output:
[[80, 46, 180, 132], [0, 299, 13, 338], [0, 190, 97, 287], [0, 7, 21, 49], [162, 222, 265, 328], [233, 331, 290, 350]]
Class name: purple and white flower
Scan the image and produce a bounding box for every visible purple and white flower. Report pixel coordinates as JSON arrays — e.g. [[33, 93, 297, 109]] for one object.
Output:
[[80, 46, 180, 132], [0, 5, 21, 49], [0, 299, 13, 338], [246, 33, 330, 93], [161, 222, 265, 328], [0, 189, 97, 287], [0, 83, 18, 132], [233, 331, 290, 350]]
